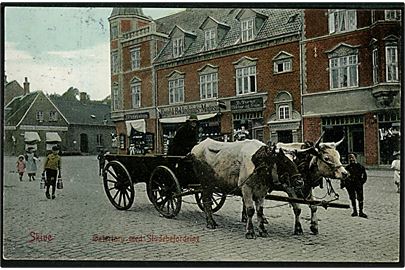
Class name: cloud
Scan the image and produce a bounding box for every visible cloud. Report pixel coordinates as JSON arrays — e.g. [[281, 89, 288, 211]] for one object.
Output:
[[5, 42, 111, 100]]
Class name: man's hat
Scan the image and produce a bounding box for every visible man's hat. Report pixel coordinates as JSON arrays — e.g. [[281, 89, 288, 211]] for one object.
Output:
[[187, 114, 198, 122]]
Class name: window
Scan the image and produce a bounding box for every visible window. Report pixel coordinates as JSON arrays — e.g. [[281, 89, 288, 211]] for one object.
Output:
[[386, 46, 398, 82], [36, 111, 44, 122], [279, 105, 290, 120], [130, 48, 140, 70], [372, 48, 379, 84], [385, 10, 401, 21], [236, 66, 256, 95], [173, 37, 184, 57], [330, 55, 358, 89], [241, 18, 254, 42], [113, 87, 119, 111], [111, 52, 119, 74], [49, 111, 58, 122], [204, 28, 216, 50], [328, 10, 357, 34], [274, 59, 292, 74], [169, 79, 184, 104], [131, 80, 141, 108], [96, 134, 103, 146], [200, 73, 218, 99], [111, 24, 118, 39]]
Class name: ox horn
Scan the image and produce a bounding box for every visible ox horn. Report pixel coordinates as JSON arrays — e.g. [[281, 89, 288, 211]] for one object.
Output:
[[314, 131, 325, 148], [322, 137, 345, 148]]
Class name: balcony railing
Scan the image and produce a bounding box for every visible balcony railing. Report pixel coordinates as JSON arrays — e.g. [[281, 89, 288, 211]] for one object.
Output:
[[122, 23, 156, 40]]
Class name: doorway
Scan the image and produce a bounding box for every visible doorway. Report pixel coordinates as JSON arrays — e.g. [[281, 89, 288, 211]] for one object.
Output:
[[80, 133, 88, 153]]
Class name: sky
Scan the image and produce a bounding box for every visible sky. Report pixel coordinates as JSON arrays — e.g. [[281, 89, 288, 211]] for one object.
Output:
[[4, 6, 185, 100]]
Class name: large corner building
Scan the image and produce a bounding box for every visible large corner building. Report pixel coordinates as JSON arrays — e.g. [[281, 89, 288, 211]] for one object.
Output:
[[108, 7, 402, 165]]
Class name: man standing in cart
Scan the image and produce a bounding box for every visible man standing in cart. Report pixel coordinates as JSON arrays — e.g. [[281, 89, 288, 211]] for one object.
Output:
[[168, 114, 199, 156]]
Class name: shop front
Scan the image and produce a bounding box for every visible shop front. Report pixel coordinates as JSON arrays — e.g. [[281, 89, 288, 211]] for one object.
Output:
[[230, 95, 266, 142], [124, 112, 154, 154], [158, 101, 221, 154], [378, 110, 401, 164], [321, 115, 364, 164]]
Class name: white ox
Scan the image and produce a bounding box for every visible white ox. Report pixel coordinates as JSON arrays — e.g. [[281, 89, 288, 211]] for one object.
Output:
[[191, 138, 303, 239]]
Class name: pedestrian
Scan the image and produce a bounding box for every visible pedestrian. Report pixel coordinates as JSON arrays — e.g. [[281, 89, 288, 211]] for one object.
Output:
[[391, 151, 400, 193], [168, 114, 199, 156], [97, 149, 106, 176], [42, 146, 62, 200], [343, 152, 368, 218], [16, 155, 26, 181], [25, 147, 39, 181]]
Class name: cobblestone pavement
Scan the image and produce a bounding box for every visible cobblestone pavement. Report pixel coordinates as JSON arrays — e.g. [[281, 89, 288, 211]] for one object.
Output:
[[2, 155, 402, 265]]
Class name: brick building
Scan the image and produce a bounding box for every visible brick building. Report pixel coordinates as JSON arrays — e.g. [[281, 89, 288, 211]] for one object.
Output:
[[109, 8, 304, 154], [109, 7, 402, 164], [302, 9, 402, 165]]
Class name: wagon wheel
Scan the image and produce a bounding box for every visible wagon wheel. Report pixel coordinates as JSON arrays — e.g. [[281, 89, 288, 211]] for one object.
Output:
[[103, 160, 135, 210], [195, 190, 227, 213], [147, 165, 182, 218]]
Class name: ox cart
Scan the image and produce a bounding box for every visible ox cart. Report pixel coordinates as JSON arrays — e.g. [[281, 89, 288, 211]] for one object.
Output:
[[102, 153, 349, 219], [102, 153, 227, 218]]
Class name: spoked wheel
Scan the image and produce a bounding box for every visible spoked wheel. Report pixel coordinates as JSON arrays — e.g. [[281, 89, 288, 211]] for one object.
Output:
[[147, 166, 182, 218], [195, 190, 227, 213], [103, 161, 135, 210]]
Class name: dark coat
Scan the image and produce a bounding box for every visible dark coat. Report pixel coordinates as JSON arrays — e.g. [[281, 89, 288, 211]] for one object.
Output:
[[345, 163, 367, 186], [168, 122, 198, 156]]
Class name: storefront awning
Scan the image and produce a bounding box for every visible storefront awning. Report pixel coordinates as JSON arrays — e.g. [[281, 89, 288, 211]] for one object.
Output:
[[46, 132, 62, 143], [159, 113, 218, 124], [126, 119, 146, 136], [24, 132, 41, 143]]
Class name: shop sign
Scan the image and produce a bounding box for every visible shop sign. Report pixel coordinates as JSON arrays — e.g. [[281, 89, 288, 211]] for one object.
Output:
[[231, 97, 263, 111], [160, 102, 219, 117], [125, 112, 150, 120]]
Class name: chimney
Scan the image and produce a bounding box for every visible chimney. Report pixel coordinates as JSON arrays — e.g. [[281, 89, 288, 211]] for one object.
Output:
[[23, 77, 30, 94], [80, 92, 88, 102]]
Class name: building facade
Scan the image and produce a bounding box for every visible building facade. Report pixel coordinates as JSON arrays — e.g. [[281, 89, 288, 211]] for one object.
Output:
[[109, 8, 304, 154], [302, 9, 402, 165], [4, 81, 115, 156], [109, 7, 402, 164]]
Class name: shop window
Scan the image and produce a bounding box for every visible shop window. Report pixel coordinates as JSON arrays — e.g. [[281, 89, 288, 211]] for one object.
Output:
[[330, 55, 358, 89], [130, 48, 140, 70], [386, 46, 398, 82], [328, 10, 357, 34]]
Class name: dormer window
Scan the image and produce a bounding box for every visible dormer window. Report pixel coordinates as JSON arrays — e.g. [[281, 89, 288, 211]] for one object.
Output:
[[273, 51, 294, 74], [328, 10, 357, 34], [173, 37, 184, 57], [204, 28, 217, 50], [241, 18, 254, 42]]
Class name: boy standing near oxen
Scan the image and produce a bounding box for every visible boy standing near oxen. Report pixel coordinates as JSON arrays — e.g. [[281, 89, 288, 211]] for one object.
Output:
[[342, 152, 368, 218]]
